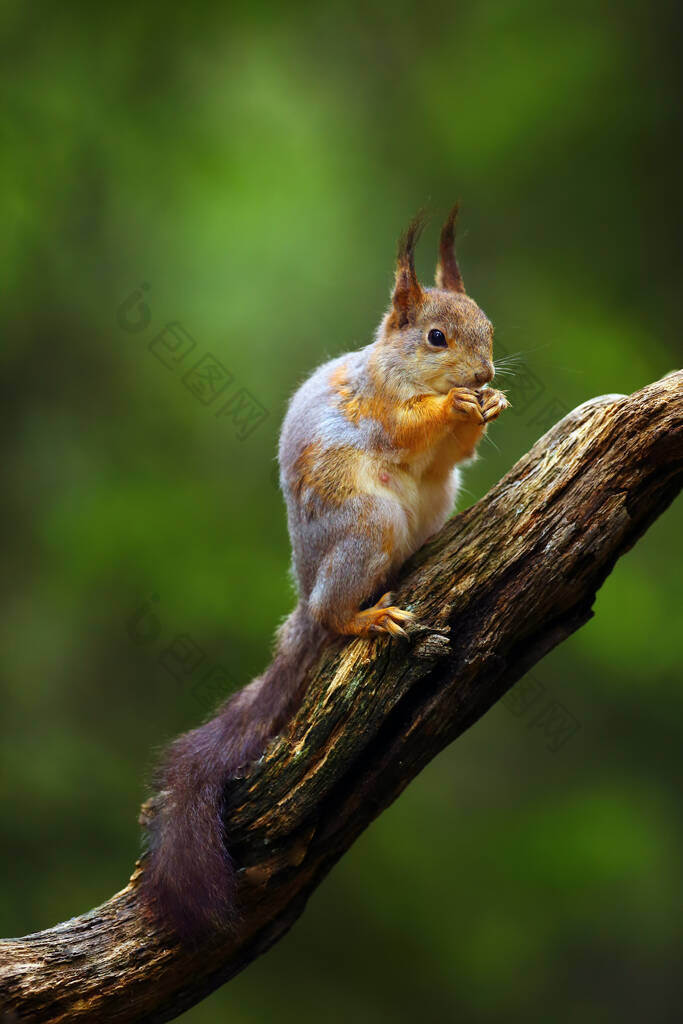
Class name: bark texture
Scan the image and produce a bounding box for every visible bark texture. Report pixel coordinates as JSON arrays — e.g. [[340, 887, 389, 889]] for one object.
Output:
[[1, 371, 681, 1024]]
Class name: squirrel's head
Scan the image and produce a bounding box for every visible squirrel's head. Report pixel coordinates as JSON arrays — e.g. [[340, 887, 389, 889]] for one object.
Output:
[[375, 207, 495, 395]]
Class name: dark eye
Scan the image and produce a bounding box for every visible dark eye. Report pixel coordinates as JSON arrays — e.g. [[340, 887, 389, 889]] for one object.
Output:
[[427, 328, 447, 348]]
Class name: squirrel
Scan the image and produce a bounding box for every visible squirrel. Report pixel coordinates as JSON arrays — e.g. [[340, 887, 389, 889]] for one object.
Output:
[[142, 206, 509, 937]]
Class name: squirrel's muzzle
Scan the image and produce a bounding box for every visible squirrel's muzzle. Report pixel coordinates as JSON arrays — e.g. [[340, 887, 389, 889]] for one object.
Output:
[[474, 362, 494, 386]]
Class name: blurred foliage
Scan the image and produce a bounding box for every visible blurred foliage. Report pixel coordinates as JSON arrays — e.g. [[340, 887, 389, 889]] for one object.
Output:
[[1, 0, 682, 1021]]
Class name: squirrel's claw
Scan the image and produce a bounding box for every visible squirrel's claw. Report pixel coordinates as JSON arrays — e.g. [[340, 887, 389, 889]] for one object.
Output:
[[347, 595, 415, 639], [372, 616, 409, 638], [478, 388, 509, 423]]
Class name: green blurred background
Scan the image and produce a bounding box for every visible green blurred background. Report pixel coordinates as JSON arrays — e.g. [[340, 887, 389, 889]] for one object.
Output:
[[1, 0, 682, 1020]]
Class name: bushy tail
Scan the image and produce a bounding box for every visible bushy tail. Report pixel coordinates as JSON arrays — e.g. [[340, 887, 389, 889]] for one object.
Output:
[[141, 604, 324, 937]]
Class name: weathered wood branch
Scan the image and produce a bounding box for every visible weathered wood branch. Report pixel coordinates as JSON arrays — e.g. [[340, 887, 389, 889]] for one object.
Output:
[[1, 372, 681, 1024]]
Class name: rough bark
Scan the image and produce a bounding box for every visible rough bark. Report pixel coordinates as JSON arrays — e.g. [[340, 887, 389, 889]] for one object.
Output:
[[1, 371, 681, 1024]]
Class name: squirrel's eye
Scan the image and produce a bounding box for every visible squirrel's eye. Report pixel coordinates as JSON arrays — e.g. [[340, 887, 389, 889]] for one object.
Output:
[[427, 328, 447, 348]]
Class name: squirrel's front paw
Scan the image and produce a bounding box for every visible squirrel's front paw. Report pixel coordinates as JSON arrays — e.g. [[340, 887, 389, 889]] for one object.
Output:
[[478, 388, 509, 423], [448, 387, 485, 424]]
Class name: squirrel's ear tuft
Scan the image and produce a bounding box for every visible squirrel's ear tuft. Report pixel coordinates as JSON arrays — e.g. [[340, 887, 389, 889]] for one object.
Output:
[[390, 211, 426, 328], [436, 203, 466, 294]]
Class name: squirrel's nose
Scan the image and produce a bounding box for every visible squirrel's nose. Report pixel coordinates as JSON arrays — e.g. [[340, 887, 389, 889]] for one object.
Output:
[[474, 362, 494, 385]]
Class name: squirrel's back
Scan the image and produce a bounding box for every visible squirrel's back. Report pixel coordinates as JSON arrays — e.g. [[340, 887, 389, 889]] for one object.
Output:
[[279, 348, 384, 469]]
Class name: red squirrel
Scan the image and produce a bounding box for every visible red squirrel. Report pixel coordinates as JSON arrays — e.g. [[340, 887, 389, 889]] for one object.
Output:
[[142, 207, 508, 936]]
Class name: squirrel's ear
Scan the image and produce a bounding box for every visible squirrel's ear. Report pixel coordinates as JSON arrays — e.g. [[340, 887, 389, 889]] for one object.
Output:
[[390, 212, 426, 328], [436, 203, 466, 294]]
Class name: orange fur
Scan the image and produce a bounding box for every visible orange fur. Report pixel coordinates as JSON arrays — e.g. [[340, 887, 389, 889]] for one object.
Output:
[[292, 441, 361, 508]]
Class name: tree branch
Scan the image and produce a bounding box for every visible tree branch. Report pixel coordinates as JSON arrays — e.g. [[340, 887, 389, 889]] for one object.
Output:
[[1, 372, 681, 1024]]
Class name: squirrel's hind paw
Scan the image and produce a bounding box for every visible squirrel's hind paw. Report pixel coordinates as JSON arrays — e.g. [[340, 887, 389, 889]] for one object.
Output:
[[346, 594, 414, 639], [369, 613, 411, 638]]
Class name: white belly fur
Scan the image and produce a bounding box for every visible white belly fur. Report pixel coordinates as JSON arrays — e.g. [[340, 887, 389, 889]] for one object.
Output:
[[357, 451, 460, 569]]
